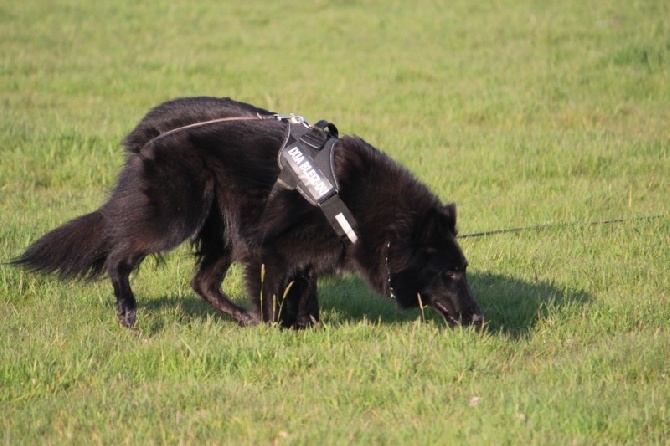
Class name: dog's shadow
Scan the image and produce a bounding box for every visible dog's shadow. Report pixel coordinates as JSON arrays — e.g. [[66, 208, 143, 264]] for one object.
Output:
[[141, 272, 590, 337], [312, 272, 590, 337]]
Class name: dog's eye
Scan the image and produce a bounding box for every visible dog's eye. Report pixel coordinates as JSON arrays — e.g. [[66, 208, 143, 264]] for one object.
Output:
[[445, 271, 456, 280]]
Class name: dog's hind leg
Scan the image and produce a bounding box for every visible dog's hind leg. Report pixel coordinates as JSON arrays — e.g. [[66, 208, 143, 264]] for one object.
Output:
[[190, 203, 258, 326], [191, 248, 258, 327], [107, 247, 144, 328]]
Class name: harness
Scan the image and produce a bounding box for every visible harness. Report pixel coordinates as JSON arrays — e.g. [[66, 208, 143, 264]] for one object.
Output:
[[272, 115, 358, 244]]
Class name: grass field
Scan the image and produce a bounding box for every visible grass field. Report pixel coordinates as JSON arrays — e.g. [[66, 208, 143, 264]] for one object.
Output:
[[1, 0, 669, 444]]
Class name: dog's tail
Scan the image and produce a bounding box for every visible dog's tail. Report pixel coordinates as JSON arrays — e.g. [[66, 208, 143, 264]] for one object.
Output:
[[11, 210, 110, 280]]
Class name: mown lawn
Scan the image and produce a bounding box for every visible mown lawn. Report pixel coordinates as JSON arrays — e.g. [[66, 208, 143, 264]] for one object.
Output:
[[1, 0, 668, 444]]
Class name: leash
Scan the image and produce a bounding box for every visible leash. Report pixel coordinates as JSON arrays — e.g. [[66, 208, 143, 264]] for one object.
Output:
[[147, 116, 666, 243], [147, 112, 333, 143], [458, 214, 668, 239], [149, 114, 271, 144]]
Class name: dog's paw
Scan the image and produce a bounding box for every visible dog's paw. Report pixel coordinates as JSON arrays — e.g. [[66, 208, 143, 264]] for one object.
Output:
[[117, 307, 137, 328], [236, 311, 260, 327]]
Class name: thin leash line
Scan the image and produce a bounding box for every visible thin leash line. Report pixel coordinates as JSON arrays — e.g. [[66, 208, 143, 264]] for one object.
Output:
[[458, 213, 668, 239], [142, 117, 667, 242], [147, 113, 311, 146], [149, 114, 272, 144]]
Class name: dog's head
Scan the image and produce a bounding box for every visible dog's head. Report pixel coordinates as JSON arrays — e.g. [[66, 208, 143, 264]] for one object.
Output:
[[388, 203, 483, 326]]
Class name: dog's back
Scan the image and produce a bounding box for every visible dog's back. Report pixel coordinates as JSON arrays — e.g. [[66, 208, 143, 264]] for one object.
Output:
[[122, 97, 274, 153]]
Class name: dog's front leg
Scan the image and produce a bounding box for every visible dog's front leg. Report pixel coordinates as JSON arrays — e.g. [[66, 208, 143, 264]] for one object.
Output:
[[284, 269, 319, 329], [245, 256, 296, 324], [245, 261, 320, 328]]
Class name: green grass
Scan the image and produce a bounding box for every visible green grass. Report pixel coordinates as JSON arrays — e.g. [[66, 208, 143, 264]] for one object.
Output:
[[2, 0, 669, 443]]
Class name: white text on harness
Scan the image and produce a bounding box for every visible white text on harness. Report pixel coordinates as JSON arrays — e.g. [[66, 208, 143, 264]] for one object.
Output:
[[286, 145, 334, 201]]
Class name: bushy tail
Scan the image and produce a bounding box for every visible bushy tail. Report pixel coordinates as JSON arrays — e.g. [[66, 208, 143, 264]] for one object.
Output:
[[11, 210, 110, 280]]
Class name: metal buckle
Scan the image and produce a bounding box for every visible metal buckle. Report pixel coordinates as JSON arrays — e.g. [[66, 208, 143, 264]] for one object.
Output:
[[273, 113, 309, 126]]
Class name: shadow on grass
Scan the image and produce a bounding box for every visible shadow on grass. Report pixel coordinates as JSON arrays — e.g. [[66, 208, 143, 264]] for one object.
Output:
[[313, 272, 590, 338], [140, 272, 590, 338], [468, 271, 591, 338]]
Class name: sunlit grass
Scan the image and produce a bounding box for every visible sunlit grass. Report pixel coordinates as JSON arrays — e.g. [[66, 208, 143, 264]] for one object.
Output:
[[1, 0, 669, 443]]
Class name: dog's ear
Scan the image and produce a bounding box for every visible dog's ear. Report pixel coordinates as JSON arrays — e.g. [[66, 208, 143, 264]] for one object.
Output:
[[442, 203, 457, 234], [418, 203, 458, 246]]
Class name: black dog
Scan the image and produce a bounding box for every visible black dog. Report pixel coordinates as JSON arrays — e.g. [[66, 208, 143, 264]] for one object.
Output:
[[12, 97, 483, 328]]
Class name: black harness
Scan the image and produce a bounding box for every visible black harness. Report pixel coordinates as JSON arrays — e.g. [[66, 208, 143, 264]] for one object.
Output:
[[273, 116, 358, 244]]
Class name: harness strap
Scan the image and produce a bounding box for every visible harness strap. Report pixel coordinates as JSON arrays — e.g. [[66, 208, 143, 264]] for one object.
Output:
[[320, 194, 358, 243], [273, 120, 358, 244]]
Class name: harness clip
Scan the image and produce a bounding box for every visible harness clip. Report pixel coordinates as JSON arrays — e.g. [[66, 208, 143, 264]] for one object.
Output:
[[274, 113, 308, 126]]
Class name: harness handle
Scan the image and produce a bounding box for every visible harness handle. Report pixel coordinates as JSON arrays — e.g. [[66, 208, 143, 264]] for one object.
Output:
[[314, 120, 339, 138]]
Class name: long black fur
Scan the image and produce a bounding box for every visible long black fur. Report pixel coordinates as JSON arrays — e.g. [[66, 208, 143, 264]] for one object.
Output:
[[12, 97, 483, 328]]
